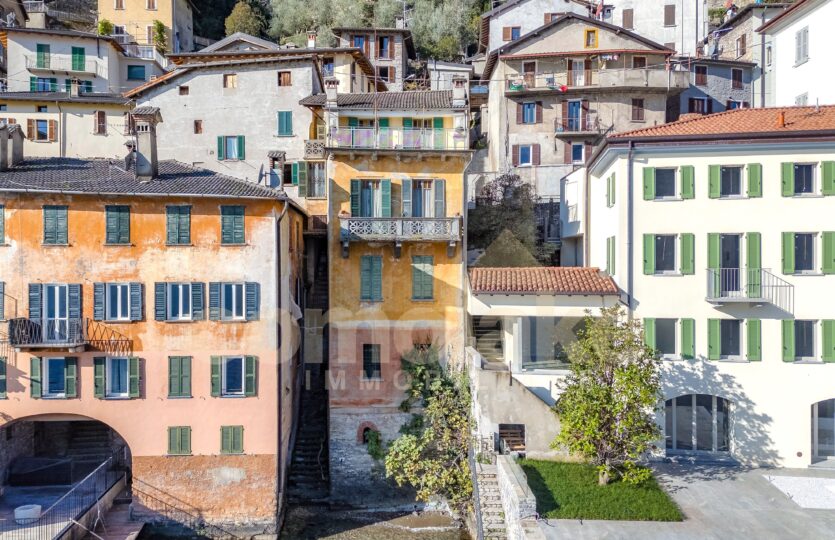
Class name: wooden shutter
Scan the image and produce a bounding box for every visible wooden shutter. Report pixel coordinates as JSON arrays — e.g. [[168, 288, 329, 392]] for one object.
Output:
[[216, 136, 225, 160], [563, 142, 572, 164], [532, 144, 541, 166], [93, 282, 105, 321], [643, 318, 656, 349], [30, 76, 37, 92], [94, 357, 106, 398], [237, 136, 245, 160], [511, 145, 519, 167], [129, 357, 140, 398], [535, 102, 543, 124], [822, 161, 835, 196], [210, 356, 221, 396], [664, 4, 675, 26], [782, 320, 795, 362], [708, 165, 721, 198], [221, 426, 244, 454], [350, 179, 361, 216], [707, 319, 720, 360], [681, 319, 695, 359], [191, 283, 204, 320], [502, 27, 512, 41], [707, 233, 720, 272], [642, 167, 655, 200], [516, 102, 523, 124], [0, 204, 4, 245], [782, 232, 794, 274], [583, 59, 592, 85], [179, 207, 190, 244], [166, 207, 178, 244], [747, 320, 761, 361], [747, 163, 762, 197], [781, 163, 793, 196], [680, 233, 694, 275], [360, 256, 372, 300], [0, 356, 6, 399], [64, 357, 77, 398], [401, 178, 413, 217], [746, 232, 762, 298], [48, 120, 56, 142], [298, 162, 309, 197], [244, 356, 257, 396], [380, 179, 392, 217], [67, 284, 81, 320], [643, 234, 654, 275], [209, 283, 221, 320], [823, 320, 835, 363], [30, 357, 41, 398], [154, 283, 166, 321], [26, 118, 34, 140], [245, 282, 259, 321], [434, 179, 446, 218], [221, 206, 244, 244], [168, 356, 181, 396], [372, 256, 382, 301], [822, 232, 835, 274], [680, 166, 694, 199], [622, 8, 634, 29], [129, 283, 142, 321], [29, 284, 42, 320], [0, 282, 4, 322]]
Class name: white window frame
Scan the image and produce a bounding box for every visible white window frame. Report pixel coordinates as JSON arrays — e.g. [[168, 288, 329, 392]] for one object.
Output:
[[43, 284, 69, 343], [35, 119, 49, 142], [795, 26, 809, 66], [223, 135, 240, 160], [106, 283, 131, 321], [793, 163, 816, 196], [167, 283, 192, 321], [221, 282, 245, 321], [795, 320, 817, 362], [654, 168, 678, 200], [106, 357, 130, 398], [719, 165, 744, 198], [655, 318, 678, 359], [42, 357, 66, 398], [654, 234, 677, 275], [222, 356, 245, 396], [571, 143, 584, 164], [518, 144, 533, 166]]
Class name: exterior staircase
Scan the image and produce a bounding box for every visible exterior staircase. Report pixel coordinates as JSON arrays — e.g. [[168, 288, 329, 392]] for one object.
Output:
[[67, 421, 112, 478], [287, 364, 330, 502], [473, 316, 506, 370], [476, 462, 507, 539]]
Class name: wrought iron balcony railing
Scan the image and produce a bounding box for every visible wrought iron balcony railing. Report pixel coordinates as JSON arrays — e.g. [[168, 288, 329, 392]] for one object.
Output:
[[706, 268, 794, 313], [328, 127, 469, 151], [506, 68, 689, 92], [339, 217, 462, 257], [554, 114, 603, 134], [8, 317, 86, 349]]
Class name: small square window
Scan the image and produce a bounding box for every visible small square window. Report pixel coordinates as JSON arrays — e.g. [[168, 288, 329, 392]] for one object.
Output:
[[223, 74, 238, 89], [222, 356, 245, 395], [127, 65, 146, 81], [720, 320, 741, 358], [0, 104, 6, 111], [518, 145, 532, 166], [794, 164, 814, 194], [193, 119, 202, 134], [179, 86, 189, 95], [654, 235, 676, 273], [36, 105, 47, 113], [794, 233, 815, 272], [278, 71, 292, 87], [632, 56, 647, 69], [584, 29, 598, 48], [720, 166, 742, 197], [656, 319, 677, 357], [654, 168, 676, 198], [571, 143, 584, 163], [795, 320, 816, 360], [362, 344, 381, 380], [510, 27, 521, 40]]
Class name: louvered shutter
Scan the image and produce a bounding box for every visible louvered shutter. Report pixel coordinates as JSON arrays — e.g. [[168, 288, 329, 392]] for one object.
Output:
[[191, 282, 204, 320], [746, 232, 761, 298], [128, 357, 140, 398], [209, 283, 221, 320], [372, 256, 382, 301], [350, 179, 361, 216], [708, 165, 721, 198], [93, 283, 105, 321], [129, 283, 143, 321], [747, 163, 762, 197], [401, 178, 413, 217], [747, 320, 761, 361], [210, 356, 221, 396], [64, 357, 77, 398], [823, 232, 835, 274], [94, 357, 106, 398], [535, 101, 543, 123], [30, 357, 41, 398], [680, 233, 694, 275], [297, 162, 307, 197], [502, 27, 511, 41], [237, 136, 245, 160], [245, 282, 259, 321], [516, 103, 523, 124], [29, 284, 42, 321], [48, 120, 57, 142], [781, 163, 794, 196], [642, 168, 655, 200], [823, 162, 835, 196], [823, 320, 835, 363], [680, 166, 694, 199], [244, 356, 257, 396], [0, 357, 6, 399], [360, 256, 372, 300], [380, 179, 392, 217], [532, 144, 541, 166], [512, 145, 519, 167], [154, 283, 166, 321], [643, 234, 654, 274], [216, 136, 225, 160], [434, 179, 446, 218], [68, 284, 81, 320], [681, 319, 695, 359]]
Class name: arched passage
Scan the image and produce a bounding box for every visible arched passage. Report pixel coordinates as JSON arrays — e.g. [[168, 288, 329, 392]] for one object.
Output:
[[664, 394, 731, 455]]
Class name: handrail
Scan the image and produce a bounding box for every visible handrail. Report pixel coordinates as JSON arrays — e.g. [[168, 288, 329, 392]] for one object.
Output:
[[706, 267, 794, 313], [24, 55, 107, 77], [339, 216, 462, 242], [328, 127, 469, 151], [506, 67, 689, 90], [8, 317, 86, 347]]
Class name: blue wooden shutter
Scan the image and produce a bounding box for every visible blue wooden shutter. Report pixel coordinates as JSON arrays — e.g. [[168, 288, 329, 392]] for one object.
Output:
[[129, 282, 143, 321], [30, 76, 37, 92], [433, 179, 446, 217], [350, 179, 361, 216], [401, 179, 412, 217], [68, 284, 81, 320], [245, 282, 259, 321], [30, 357, 41, 398], [178, 207, 191, 244], [29, 284, 42, 320], [291, 162, 299, 185], [245, 356, 257, 396], [154, 283, 166, 321], [209, 282, 221, 320], [380, 179, 391, 217], [191, 282, 204, 320], [93, 282, 105, 321], [94, 357, 106, 398], [278, 111, 292, 136]]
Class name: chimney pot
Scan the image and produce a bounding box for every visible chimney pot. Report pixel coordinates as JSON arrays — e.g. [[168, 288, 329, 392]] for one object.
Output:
[[777, 111, 786, 128], [395, 16, 405, 29], [0, 123, 9, 172], [451, 75, 468, 108], [69, 78, 80, 98], [324, 77, 339, 108], [307, 30, 317, 48], [130, 108, 163, 180]]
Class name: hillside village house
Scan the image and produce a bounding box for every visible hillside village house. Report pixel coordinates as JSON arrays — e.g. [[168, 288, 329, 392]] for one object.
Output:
[[757, 0, 834, 107], [97, 0, 195, 55], [568, 106, 835, 467], [674, 57, 754, 117], [0, 110, 308, 528], [332, 23, 416, 91], [300, 78, 471, 503]]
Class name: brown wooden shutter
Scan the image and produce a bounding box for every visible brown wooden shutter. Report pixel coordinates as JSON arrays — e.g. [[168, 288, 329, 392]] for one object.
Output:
[[27, 118, 34, 139], [48, 120, 56, 141], [623, 8, 634, 29], [99, 111, 107, 134], [561, 101, 568, 128], [544, 13, 551, 24], [581, 99, 589, 129], [532, 144, 541, 165], [511, 144, 519, 166], [563, 142, 572, 164], [390, 66, 396, 84], [567, 62, 573, 85], [584, 59, 592, 85], [585, 142, 592, 164], [8, 118, 15, 125], [516, 102, 523, 124], [502, 27, 511, 41], [535, 101, 543, 123], [664, 4, 675, 26]]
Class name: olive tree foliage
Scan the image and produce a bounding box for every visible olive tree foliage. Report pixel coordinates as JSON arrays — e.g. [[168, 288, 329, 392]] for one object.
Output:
[[225, 0, 268, 37], [553, 306, 662, 485]]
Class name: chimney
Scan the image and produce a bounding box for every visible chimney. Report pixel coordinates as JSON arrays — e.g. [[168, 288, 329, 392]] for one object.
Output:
[[324, 77, 339, 108], [395, 16, 405, 29], [307, 30, 317, 48], [777, 111, 786, 128], [0, 123, 8, 172], [130, 107, 163, 181], [69, 77, 80, 98], [452, 75, 467, 108]]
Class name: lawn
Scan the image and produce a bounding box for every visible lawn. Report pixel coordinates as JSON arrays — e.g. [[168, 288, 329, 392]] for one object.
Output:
[[518, 459, 683, 522]]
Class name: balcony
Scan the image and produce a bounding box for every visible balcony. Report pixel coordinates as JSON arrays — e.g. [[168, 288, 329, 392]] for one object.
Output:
[[339, 216, 462, 258], [7, 317, 132, 354], [706, 268, 794, 313], [304, 139, 326, 160], [328, 127, 469, 153], [121, 43, 169, 69], [554, 114, 605, 137], [25, 55, 107, 78], [506, 68, 689, 94]]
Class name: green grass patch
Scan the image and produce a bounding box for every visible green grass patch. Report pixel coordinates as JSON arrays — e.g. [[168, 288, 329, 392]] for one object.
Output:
[[518, 459, 683, 521]]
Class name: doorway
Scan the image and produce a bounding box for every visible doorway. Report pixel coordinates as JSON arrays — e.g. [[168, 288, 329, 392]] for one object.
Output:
[[721, 234, 741, 296]]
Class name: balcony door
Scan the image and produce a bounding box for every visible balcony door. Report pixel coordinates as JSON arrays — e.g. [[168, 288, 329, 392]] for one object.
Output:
[[567, 100, 582, 131], [721, 234, 741, 296], [44, 284, 69, 342], [570, 60, 585, 87], [411, 180, 434, 218], [360, 180, 381, 217]]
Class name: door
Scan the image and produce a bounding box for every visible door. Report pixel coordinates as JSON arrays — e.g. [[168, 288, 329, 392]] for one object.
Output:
[[813, 399, 835, 460], [360, 181, 378, 217], [567, 101, 582, 131], [523, 61, 536, 87], [721, 234, 741, 295], [44, 284, 69, 342], [571, 60, 585, 86]]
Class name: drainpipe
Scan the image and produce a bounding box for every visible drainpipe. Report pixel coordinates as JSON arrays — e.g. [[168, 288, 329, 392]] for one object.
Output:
[[275, 199, 289, 528], [626, 140, 635, 319], [56, 100, 65, 158], [759, 20, 766, 107]]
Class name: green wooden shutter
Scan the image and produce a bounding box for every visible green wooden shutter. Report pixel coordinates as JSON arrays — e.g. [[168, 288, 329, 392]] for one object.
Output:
[[181, 357, 191, 396], [30, 76, 37, 92], [782, 320, 795, 362], [129, 283, 142, 321], [245, 356, 257, 396], [297, 162, 308, 197], [29, 284, 42, 321], [245, 282, 259, 321], [178, 428, 190, 454], [643, 318, 656, 349], [64, 357, 77, 398], [360, 256, 372, 301], [71, 47, 85, 71], [36, 44, 49, 68], [94, 357, 106, 398], [610, 173, 616, 206], [57, 206, 68, 244], [93, 282, 105, 321], [216, 136, 225, 160], [278, 111, 293, 136], [822, 232, 835, 274], [44, 206, 67, 244], [746, 232, 762, 298], [348, 117, 359, 127], [106, 206, 129, 244], [378, 118, 390, 128], [642, 234, 654, 275], [680, 166, 695, 199], [433, 117, 444, 129], [747, 319, 761, 361], [350, 179, 361, 216], [781, 162, 794, 196], [221, 426, 244, 454], [642, 168, 655, 200], [823, 320, 835, 363], [823, 162, 835, 196], [708, 233, 721, 296], [606, 236, 615, 275], [372, 256, 382, 301], [433, 179, 446, 217], [237, 136, 245, 160], [30, 357, 41, 398], [680, 233, 694, 275], [747, 163, 762, 197], [129, 357, 140, 398], [191, 282, 204, 320], [707, 319, 720, 360], [168, 427, 178, 454], [210, 356, 221, 396], [380, 179, 392, 217], [412, 256, 433, 300], [681, 319, 695, 360], [209, 282, 221, 320], [154, 283, 166, 321], [708, 165, 721, 199], [402, 118, 413, 129], [606, 175, 612, 207], [166, 207, 178, 244], [782, 232, 795, 274], [401, 178, 412, 217], [179, 207, 191, 244], [221, 206, 245, 244], [168, 356, 180, 397], [0, 357, 6, 399], [68, 284, 81, 320]]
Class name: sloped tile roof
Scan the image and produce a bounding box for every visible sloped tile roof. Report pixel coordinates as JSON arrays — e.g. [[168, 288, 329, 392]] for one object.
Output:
[[0, 158, 285, 200], [300, 90, 460, 110], [609, 105, 835, 140], [469, 267, 619, 295], [0, 92, 128, 105]]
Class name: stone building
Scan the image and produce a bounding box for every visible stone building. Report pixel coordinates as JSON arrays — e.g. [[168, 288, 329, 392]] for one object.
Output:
[[97, 0, 196, 55], [673, 57, 754, 118], [332, 23, 416, 91]]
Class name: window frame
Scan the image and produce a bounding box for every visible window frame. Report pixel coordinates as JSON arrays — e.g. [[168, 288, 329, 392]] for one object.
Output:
[[654, 234, 677, 274], [223, 73, 238, 89], [631, 98, 645, 121], [583, 28, 598, 49], [632, 56, 647, 69], [42, 357, 66, 399], [105, 356, 130, 398], [510, 26, 521, 41], [719, 319, 742, 360], [277, 71, 292, 87], [166, 283, 192, 321], [105, 283, 131, 322], [795, 320, 817, 361], [719, 165, 744, 198], [193, 119, 202, 134], [794, 232, 816, 274], [146, 0, 157, 9], [521, 102, 536, 124], [222, 355, 246, 396], [571, 143, 584, 164], [126, 65, 146, 81], [694, 65, 708, 86], [731, 68, 743, 90], [362, 344, 382, 380], [793, 163, 816, 195], [654, 168, 677, 200], [35, 119, 49, 142], [655, 318, 678, 359], [518, 144, 533, 166], [221, 282, 246, 321]]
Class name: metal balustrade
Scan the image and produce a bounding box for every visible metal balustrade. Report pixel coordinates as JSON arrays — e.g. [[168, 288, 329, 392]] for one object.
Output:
[[328, 127, 469, 151], [505, 68, 689, 91], [25, 55, 107, 77], [706, 268, 794, 313], [554, 113, 602, 134], [8, 317, 85, 348]]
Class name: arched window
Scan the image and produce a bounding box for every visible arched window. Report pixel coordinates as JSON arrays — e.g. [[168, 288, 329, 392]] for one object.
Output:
[[665, 394, 730, 454]]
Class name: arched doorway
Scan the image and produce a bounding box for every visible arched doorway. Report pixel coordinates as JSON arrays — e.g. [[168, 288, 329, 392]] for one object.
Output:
[[812, 399, 835, 462], [665, 394, 731, 455]]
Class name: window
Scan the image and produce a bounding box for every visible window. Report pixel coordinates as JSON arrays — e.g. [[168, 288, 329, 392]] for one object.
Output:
[[726, 100, 744, 110], [664, 4, 676, 26], [510, 27, 521, 40], [278, 71, 292, 87], [622, 8, 634, 29], [0, 204, 5, 245], [322, 57, 335, 77], [795, 233, 815, 272], [358, 180, 382, 217], [412, 256, 434, 300], [571, 143, 584, 163], [360, 255, 382, 301], [694, 65, 707, 86], [631, 98, 644, 121], [735, 35, 746, 58], [796, 320, 816, 360], [688, 97, 709, 114], [36, 105, 47, 113], [665, 395, 729, 453], [222, 283, 245, 320], [179, 86, 189, 95], [106, 283, 130, 321], [518, 144, 533, 166], [167, 283, 192, 321], [43, 205, 68, 244], [795, 26, 809, 65], [146, 0, 157, 8], [146, 25, 154, 45], [731, 68, 743, 89], [193, 119, 202, 134], [308, 162, 326, 197], [221, 205, 245, 244], [115, 0, 124, 8], [168, 356, 191, 398], [43, 357, 67, 398], [106, 357, 129, 398], [377, 66, 392, 83], [36, 44, 50, 68], [656, 319, 677, 357], [277, 111, 293, 136], [166, 206, 191, 244], [221, 426, 244, 454], [223, 73, 238, 89], [167, 426, 191, 455], [584, 29, 598, 48], [0, 105, 6, 111], [409, 179, 435, 217], [32, 77, 54, 92], [796, 93, 809, 106], [94, 110, 107, 135], [654, 168, 676, 199], [720, 166, 742, 197], [126, 65, 146, 81], [222, 356, 245, 396], [220, 135, 243, 160], [794, 164, 814, 194], [720, 319, 741, 358], [654, 235, 676, 273], [362, 344, 381, 380], [352, 35, 367, 50], [377, 36, 390, 59], [632, 56, 647, 69], [33, 119, 50, 142], [766, 45, 773, 66], [521, 102, 536, 124]]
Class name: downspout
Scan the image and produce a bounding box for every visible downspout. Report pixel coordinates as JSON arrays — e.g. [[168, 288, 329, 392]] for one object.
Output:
[[759, 21, 766, 107], [583, 164, 590, 266], [56, 101, 65, 158], [626, 140, 635, 319], [275, 199, 289, 529]]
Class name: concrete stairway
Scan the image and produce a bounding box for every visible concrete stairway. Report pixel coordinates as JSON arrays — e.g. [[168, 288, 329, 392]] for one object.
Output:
[[67, 421, 112, 479], [83, 498, 145, 540], [476, 463, 507, 540], [287, 365, 330, 502], [473, 316, 506, 370]]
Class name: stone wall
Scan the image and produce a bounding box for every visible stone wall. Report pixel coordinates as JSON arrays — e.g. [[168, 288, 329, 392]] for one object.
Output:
[[0, 421, 34, 490], [496, 456, 544, 540]]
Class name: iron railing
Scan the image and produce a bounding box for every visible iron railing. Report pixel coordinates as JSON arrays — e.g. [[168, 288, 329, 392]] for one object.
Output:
[[24, 56, 107, 77], [554, 114, 602, 133], [506, 68, 689, 91], [8, 317, 85, 348], [340, 217, 462, 243], [706, 268, 794, 312], [328, 127, 469, 151], [0, 447, 126, 540]]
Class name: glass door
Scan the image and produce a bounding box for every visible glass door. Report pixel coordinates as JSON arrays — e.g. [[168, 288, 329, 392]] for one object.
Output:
[[813, 400, 835, 460], [567, 101, 582, 131], [571, 60, 585, 87], [721, 234, 741, 296], [44, 284, 69, 342]]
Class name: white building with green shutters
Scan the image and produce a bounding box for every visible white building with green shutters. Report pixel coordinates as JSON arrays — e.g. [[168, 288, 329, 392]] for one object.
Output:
[[562, 105, 835, 467]]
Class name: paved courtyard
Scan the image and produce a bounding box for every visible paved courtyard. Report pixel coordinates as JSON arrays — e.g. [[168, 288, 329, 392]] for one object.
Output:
[[539, 463, 835, 540]]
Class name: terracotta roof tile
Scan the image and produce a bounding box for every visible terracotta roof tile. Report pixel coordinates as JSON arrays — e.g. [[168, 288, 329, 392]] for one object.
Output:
[[300, 90, 461, 110], [469, 267, 619, 295], [610, 105, 835, 140]]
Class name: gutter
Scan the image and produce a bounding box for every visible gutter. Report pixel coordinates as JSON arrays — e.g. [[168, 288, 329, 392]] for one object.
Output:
[[275, 200, 289, 529], [626, 140, 635, 319], [0, 188, 286, 200]]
